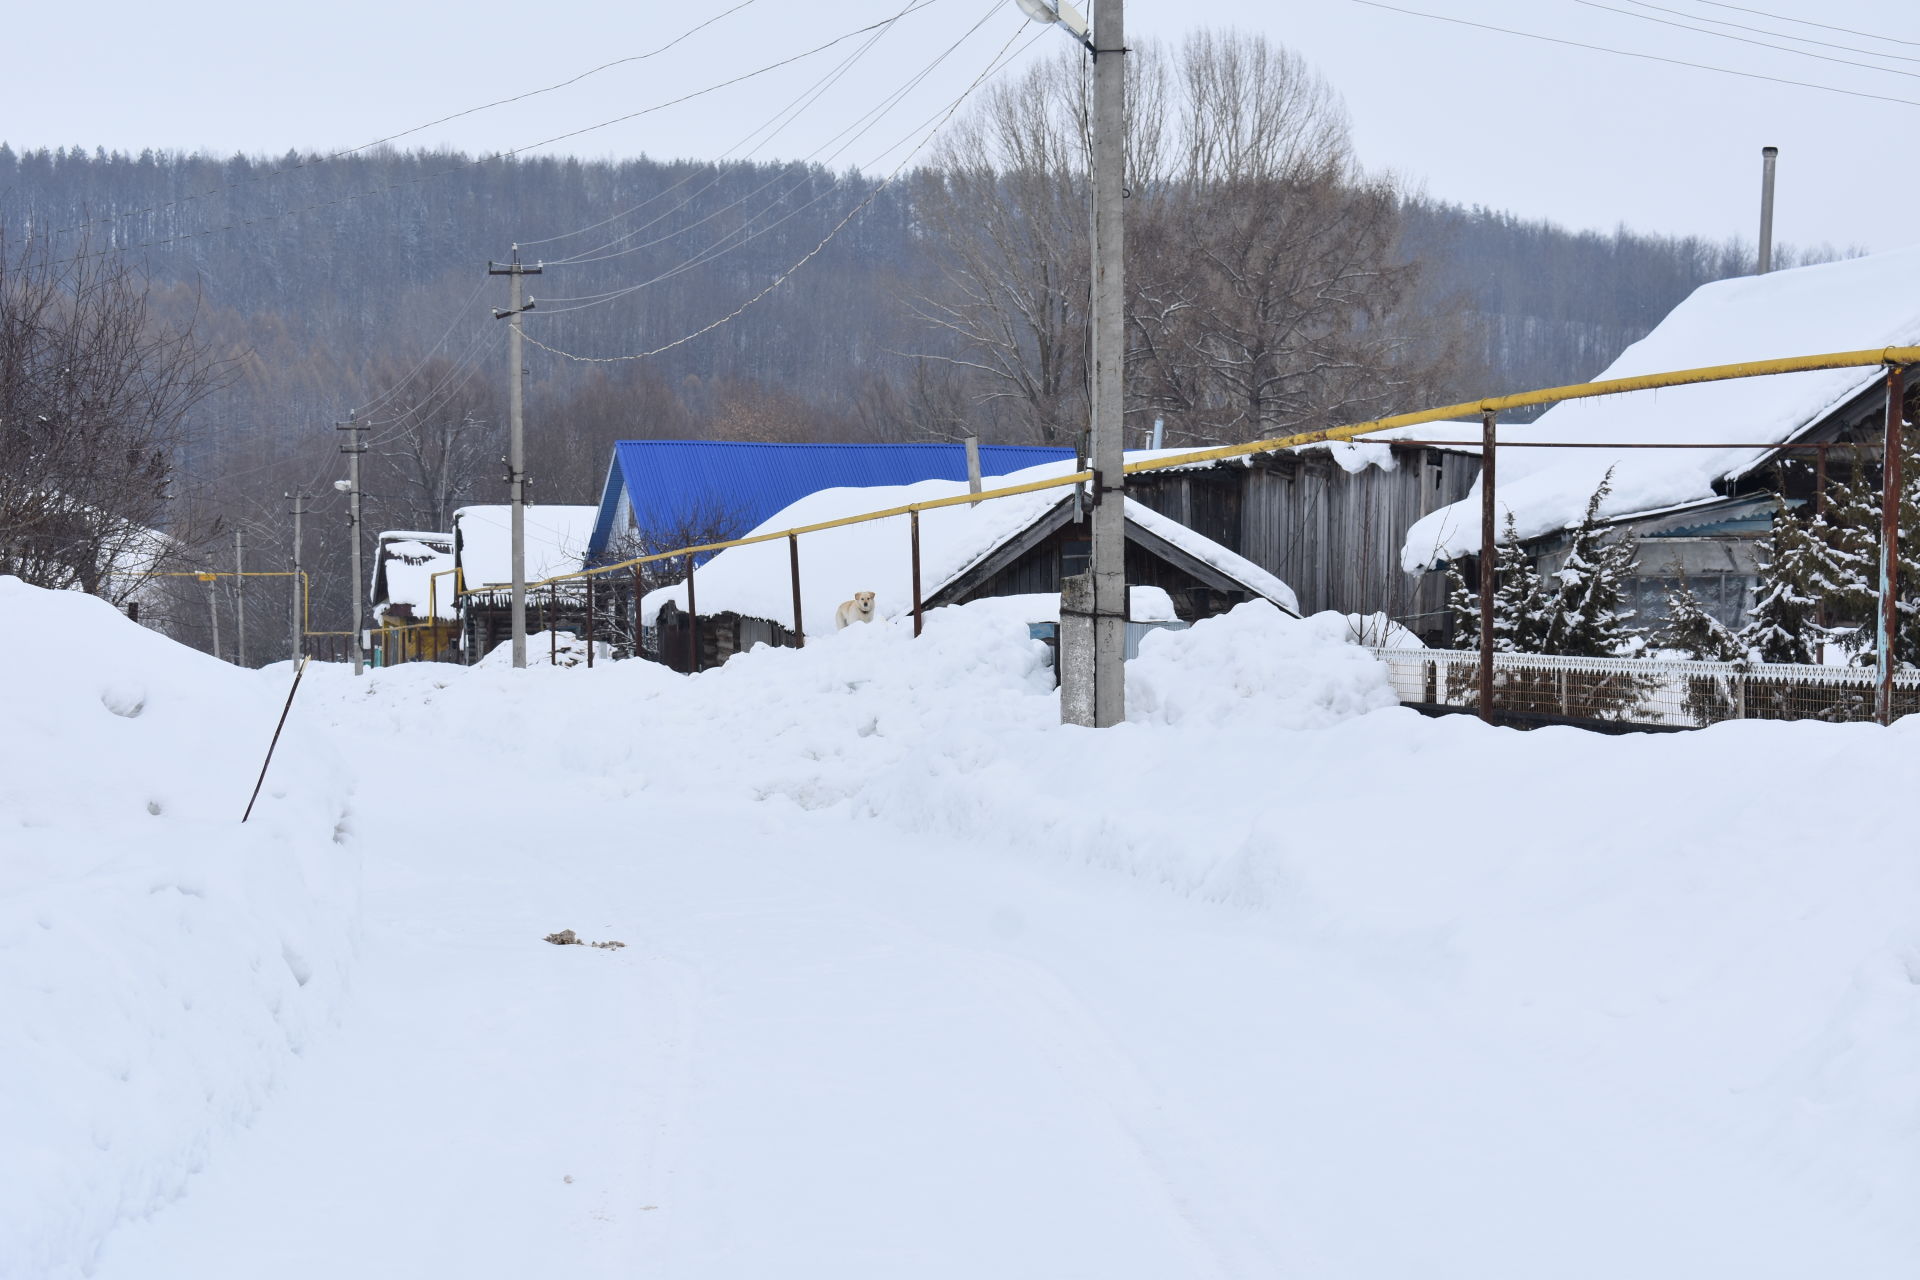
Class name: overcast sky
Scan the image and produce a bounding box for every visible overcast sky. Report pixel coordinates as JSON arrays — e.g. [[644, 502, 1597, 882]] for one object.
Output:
[[7, 0, 1917, 252]]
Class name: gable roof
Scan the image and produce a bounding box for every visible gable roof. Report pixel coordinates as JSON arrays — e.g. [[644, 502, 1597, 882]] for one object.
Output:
[[1402, 245, 1920, 569], [638, 456, 1298, 633], [370, 531, 455, 619], [588, 439, 1075, 558], [451, 505, 600, 589]]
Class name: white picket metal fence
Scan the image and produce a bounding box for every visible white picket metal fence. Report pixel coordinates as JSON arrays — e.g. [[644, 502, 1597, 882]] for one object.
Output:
[[1370, 647, 1920, 728]]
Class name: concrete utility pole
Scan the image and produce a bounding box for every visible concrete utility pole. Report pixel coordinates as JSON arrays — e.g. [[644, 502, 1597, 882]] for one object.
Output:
[[337, 415, 367, 676], [207, 575, 222, 662], [490, 246, 543, 670], [233, 526, 247, 668], [1758, 146, 1778, 275], [287, 491, 309, 663], [1014, 0, 1123, 726], [1076, 0, 1129, 727]]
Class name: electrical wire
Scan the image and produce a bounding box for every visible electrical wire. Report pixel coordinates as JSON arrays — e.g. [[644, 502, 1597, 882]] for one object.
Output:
[[1613, 0, 1920, 63], [342, 275, 495, 422], [40, 2, 950, 268], [1687, 0, 1920, 47], [520, 0, 925, 254], [535, 0, 927, 269], [34, 1, 766, 244], [520, 18, 1041, 363], [530, 12, 1013, 316], [1344, 0, 1920, 110], [532, 0, 1004, 311], [237, 4, 950, 488], [1572, 0, 1920, 80]]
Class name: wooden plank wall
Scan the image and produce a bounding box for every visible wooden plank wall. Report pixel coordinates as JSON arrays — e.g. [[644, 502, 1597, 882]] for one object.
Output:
[[1130, 448, 1479, 640]]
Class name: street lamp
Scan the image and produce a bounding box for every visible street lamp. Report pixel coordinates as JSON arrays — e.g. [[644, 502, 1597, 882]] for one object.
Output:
[[1018, 0, 1126, 727], [1012, 0, 1091, 45]]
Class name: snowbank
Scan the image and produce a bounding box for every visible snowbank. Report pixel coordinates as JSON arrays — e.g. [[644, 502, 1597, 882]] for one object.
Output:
[[1405, 246, 1920, 567], [0, 579, 356, 1280], [14, 583, 1919, 1278], [1127, 604, 1402, 730]]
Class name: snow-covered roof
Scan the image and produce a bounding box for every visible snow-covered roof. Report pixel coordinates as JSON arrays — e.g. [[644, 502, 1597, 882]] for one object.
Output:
[[640, 458, 1297, 632], [451, 506, 600, 589], [1403, 247, 1920, 569], [1127, 422, 1484, 483], [371, 532, 455, 620]]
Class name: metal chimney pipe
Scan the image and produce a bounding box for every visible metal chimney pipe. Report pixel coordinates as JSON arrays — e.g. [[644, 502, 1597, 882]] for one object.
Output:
[[1758, 146, 1778, 274]]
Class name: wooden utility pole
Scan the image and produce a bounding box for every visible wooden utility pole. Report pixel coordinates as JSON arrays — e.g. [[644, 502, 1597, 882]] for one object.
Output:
[[490, 247, 543, 670]]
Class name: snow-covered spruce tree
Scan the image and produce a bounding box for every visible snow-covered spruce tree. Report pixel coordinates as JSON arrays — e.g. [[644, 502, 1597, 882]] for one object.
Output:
[[1811, 422, 1920, 668], [1444, 471, 1647, 719], [1536, 468, 1642, 658], [1736, 496, 1860, 664], [1445, 474, 1642, 659], [1655, 579, 1744, 661], [1446, 510, 1551, 653], [1649, 578, 1752, 725]]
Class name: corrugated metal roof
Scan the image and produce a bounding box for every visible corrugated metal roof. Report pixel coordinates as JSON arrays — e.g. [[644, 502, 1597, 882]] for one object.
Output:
[[589, 439, 1075, 559]]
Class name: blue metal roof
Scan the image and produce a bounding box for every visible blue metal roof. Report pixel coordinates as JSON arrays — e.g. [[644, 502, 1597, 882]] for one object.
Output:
[[588, 439, 1074, 559]]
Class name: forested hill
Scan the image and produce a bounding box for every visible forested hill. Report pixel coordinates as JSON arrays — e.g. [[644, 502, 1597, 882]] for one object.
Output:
[[1, 144, 1815, 483]]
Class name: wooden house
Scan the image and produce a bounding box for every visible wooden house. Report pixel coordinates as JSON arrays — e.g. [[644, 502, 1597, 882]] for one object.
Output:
[[450, 504, 601, 660], [1403, 247, 1920, 634], [369, 531, 459, 662]]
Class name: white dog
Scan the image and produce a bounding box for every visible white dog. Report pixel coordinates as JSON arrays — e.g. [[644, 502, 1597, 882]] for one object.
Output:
[[834, 591, 877, 629]]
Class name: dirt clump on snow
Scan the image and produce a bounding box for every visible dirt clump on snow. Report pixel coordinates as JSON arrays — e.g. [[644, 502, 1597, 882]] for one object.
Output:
[[543, 929, 624, 950]]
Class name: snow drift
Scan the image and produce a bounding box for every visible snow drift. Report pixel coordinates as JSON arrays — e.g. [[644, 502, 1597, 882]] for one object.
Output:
[[0, 578, 356, 1280], [9, 584, 1919, 1279]]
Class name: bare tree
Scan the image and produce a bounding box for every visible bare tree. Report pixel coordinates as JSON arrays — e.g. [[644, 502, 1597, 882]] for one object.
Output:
[[0, 235, 230, 602], [1129, 34, 1459, 443], [906, 32, 1463, 448], [364, 352, 503, 533]]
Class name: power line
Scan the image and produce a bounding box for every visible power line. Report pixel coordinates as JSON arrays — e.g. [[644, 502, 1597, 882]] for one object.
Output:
[[1344, 0, 1920, 110], [1613, 0, 1920, 63], [521, 0, 927, 255], [345, 275, 495, 422], [39, 2, 951, 268], [521, 19, 1042, 364], [537, 0, 930, 268], [1572, 0, 1920, 80], [534, 0, 1005, 311], [1687, 0, 1920, 47], [34, 0, 767, 244]]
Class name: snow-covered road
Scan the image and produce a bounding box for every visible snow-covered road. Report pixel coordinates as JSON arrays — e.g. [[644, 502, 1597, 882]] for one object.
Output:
[[8, 583, 1917, 1278]]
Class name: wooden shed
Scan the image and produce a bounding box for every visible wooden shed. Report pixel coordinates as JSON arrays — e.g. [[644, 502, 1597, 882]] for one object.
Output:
[[1127, 431, 1483, 644], [635, 463, 1299, 671]]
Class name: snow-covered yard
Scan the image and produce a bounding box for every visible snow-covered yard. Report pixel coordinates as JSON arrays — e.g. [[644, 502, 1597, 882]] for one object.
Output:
[[3, 576, 1915, 1279]]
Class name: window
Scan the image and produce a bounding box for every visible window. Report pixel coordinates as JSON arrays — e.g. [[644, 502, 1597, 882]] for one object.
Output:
[[1061, 539, 1090, 578]]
